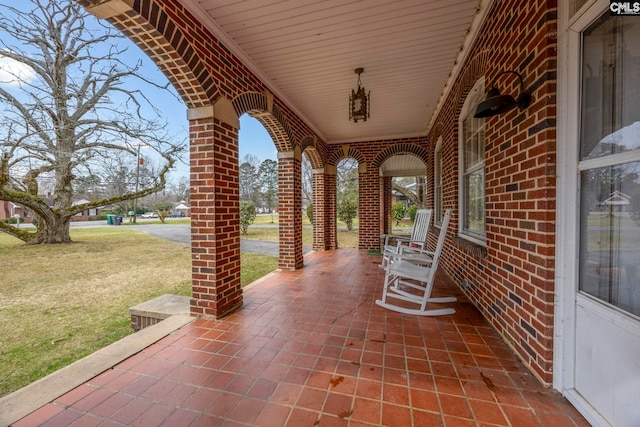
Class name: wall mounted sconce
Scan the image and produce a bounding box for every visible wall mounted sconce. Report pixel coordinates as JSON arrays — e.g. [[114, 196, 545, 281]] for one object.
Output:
[[474, 70, 531, 118], [349, 67, 370, 123]]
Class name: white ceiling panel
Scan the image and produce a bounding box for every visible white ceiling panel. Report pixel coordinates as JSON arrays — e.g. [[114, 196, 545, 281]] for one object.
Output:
[[181, 0, 483, 144]]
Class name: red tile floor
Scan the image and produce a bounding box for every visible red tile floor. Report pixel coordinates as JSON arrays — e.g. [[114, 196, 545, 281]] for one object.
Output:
[[14, 250, 589, 426]]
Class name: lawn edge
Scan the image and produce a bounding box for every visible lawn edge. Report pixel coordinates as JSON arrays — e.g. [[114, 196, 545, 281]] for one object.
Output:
[[0, 314, 194, 426]]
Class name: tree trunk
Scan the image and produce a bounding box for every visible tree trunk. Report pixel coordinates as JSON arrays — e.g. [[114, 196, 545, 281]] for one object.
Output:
[[24, 213, 72, 244], [42, 216, 72, 244]]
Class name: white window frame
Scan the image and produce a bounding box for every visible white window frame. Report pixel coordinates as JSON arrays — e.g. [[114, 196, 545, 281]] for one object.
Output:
[[458, 78, 486, 245], [434, 136, 443, 227]]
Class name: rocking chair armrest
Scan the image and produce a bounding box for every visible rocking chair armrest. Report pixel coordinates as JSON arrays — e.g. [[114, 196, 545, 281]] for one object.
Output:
[[399, 246, 434, 257], [396, 239, 425, 250], [394, 246, 435, 266], [382, 233, 411, 246], [382, 249, 429, 262]]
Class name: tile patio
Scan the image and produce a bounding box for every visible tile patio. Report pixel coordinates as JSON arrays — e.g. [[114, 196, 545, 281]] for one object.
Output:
[[12, 250, 588, 426]]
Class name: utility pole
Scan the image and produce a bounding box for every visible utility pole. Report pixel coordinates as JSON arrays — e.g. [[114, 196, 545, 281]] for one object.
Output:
[[132, 144, 141, 223]]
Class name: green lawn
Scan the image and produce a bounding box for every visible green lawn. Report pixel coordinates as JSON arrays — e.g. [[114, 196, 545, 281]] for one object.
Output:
[[0, 217, 367, 396], [0, 228, 276, 397], [252, 213, 361, 229], [241, 224, 360, 248]]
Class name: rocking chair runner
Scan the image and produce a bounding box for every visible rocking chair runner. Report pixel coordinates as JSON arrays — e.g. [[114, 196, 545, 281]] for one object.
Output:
[[376, 209, 456, 316]]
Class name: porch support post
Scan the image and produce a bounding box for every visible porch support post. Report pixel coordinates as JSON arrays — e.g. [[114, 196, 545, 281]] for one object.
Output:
[[358, 162, 382, 250], [382, 176, 393, 237], [187, 100, 242, 319], [312, 166, 337, 251], [278, 148, 304, 269]]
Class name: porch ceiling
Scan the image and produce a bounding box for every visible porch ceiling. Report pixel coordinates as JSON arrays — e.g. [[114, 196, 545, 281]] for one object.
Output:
[[180, 0, 484, 145]]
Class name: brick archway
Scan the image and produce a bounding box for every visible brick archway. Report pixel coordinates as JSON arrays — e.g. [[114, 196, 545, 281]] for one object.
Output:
[[80, 0, 218, 109], [233, 92, 296, 153], [326, 147, 372, 248], [371, 144, 430, 237], [299, 136, 336, 251], [232, 92, 303, 270], [371, 143, 430, 170], [79, 0, 323, 316], [327, 146, 366, 167]]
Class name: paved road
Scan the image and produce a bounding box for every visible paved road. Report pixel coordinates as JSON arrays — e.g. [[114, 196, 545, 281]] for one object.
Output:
[[67, 220, 312, 256]]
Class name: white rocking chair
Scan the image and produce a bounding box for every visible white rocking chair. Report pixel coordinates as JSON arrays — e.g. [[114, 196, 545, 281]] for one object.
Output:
[[382, 208, 432, 252], [376, 209, 456, 316], [380, 209, 432, 269]]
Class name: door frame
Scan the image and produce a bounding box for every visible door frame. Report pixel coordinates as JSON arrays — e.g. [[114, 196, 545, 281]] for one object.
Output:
[[555, 1, 639, 425]]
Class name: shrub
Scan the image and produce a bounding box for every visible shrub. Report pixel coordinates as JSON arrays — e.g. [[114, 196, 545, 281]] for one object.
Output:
[[391, 202, 407, 225], [240, 201, 257, 234], [337, 197, 358, 231], [306, 203, 314, 224], [407, 204, 418, 222]]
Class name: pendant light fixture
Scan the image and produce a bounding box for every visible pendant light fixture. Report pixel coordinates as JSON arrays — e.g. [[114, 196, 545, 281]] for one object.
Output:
[[349, 68, 370, 123]]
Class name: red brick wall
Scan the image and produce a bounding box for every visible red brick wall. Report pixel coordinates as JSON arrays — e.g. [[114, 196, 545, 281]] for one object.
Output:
[[421, 0, 558, 383], [313, 170, 338, 251], [278, 152, 304, 269], [327, 139, 430, 250], [321, 1, 559, 384], [382, 177, 392, 236], [189, 115, 242, 318]]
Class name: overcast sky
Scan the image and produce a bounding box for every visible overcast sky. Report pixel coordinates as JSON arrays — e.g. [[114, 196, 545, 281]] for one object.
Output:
[[0, 0, 278, 185]]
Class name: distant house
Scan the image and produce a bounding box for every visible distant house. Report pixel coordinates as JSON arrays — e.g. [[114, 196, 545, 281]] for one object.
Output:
[[0, 196, 101, 223], [0, 201, 26, 221], [601, 191, 632, 213], [172, 200, 191, 217], [0, 199, 36, 223], [71, 198, 101, 221]]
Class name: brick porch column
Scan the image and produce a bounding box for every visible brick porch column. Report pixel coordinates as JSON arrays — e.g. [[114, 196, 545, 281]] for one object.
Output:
[[188, 101, 242, 319], [382, 176, 392, 237], [358, 162, 381, 250], [312, 166, 337, 251], [278, 148, 304, 269]]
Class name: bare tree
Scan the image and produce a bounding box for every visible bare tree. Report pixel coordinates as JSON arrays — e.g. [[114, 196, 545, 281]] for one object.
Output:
[[392, 177, 427, 208], [301, 154, 313, 207], [337, 158, 358, 203], [239, 154, 261, 205], [167, 176, 190, 202], [0, 0, 185, 244]]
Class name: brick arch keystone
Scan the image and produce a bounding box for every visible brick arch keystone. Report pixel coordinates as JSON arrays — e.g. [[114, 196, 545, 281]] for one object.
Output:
[[327, 146, 366, 167]]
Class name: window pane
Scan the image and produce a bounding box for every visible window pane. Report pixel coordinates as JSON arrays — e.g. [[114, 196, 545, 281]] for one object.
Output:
[[464, 169, 485, 236], [580, 15, 640, 160], [460, 78, 486, 242], [463, 116, 485, 171], [579, 162, 640, 317]]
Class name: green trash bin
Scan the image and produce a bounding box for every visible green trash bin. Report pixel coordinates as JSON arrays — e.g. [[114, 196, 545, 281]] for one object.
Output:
[[106, 214, 115, 225]]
